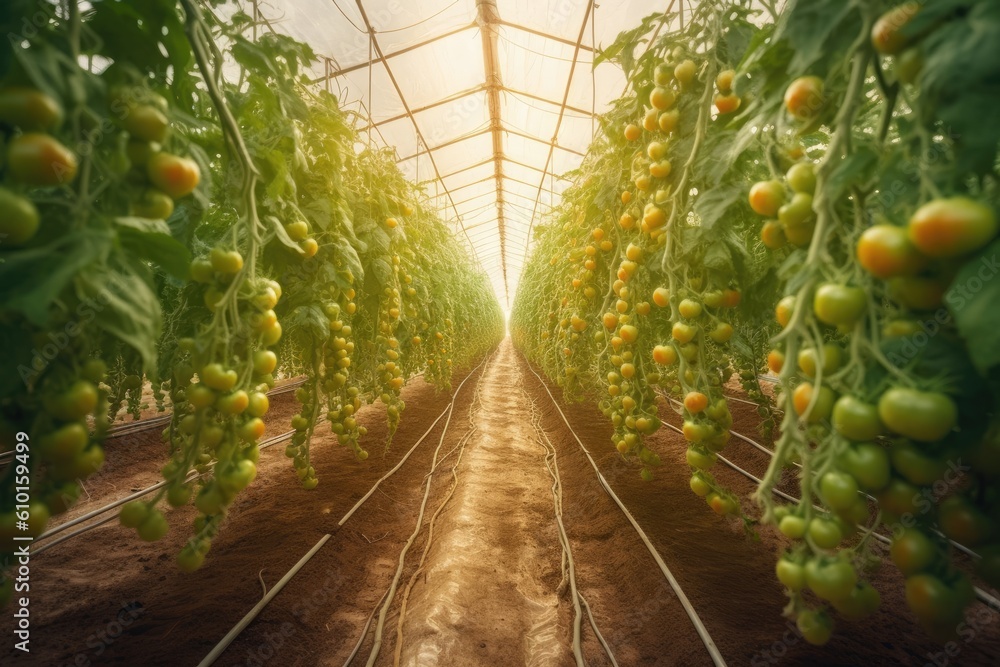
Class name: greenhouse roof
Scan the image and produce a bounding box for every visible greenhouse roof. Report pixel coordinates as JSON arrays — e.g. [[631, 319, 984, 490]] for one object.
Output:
[[250, 0, 679, 307]]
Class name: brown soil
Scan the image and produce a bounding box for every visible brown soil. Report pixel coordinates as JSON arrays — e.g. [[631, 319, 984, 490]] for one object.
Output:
[[4, 342, 999, 666]]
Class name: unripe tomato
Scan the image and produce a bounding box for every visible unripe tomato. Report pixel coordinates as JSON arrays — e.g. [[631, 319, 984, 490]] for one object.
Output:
[[891, 528, 939, 576], [805, 558, 855, 601], [797, 343, 842, 379], [839, 442, 890, 492], [776, 558, 806, 591], [716, 69, 735, 92], [642, 110, 658, 133], [210, 246, 244, 274], [137, 509, 169, 541], [124, 104, 169, 143], [689, 475, 711, 497], [240, 417, 266, 442], [684, 391, 709, 413], [887, 275, 945, 311], [820, 471, 859, 511], [285, 219, 309, 241], [766, 349, 785, 374], [147, 153, 200, 198], [39, 422, 88, 460], [623, 123, 641, 141], [779, 514, 806, 539], [792, 382, 835, 423], [709, 322, 733, 343], [796, 610, 833, 646], [938, 496, 993, 547], [0, 86, 63, 130], [813, 283, 866, 327], [7, 133, 78, 186], [201, 363, 238, 392], [871, 1, 921, 54], [785, 162, 816, 194], [647, 141, 668, 161], [778, 192, 814, 228], [658, 110, 679, 133], [897, 48, 923, 84], [216, 390, 249, 415], [877, 387, 956, 442], [674, 59, 697, 87], [831, 583, 881, 621], [775, 295, 795, 328], [126, 139, 160, 167], [247, 391, 269, 417], [832, 395, 882, 441], [748, 180, 785, 216], [784, 76, 824, 121], [714, 92, 740, 114], [300, 238, 319, 257], [654, 63, 673, 86], [0, 187, 40, 245], [650, 86, 676, 111], [907, 197, 997, 259], [857, 224, 927, 278], [119, 501, 149, 528], [678, 298, 702, 319], [890, 440, 948, 486], [760, 220, 785, 249], [130, 188, 175, 220], [46, 380, 99, 421]]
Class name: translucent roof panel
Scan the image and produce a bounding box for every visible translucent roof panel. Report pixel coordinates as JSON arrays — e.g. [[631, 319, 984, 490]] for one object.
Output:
[[247, 0, 730, 306]]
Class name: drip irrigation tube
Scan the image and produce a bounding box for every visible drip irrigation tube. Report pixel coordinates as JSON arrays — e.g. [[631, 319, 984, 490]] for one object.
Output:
[[523, 359, 727, 667]]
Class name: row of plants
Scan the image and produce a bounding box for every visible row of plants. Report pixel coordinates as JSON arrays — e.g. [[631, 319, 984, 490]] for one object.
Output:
[[0, 0, 502, 591], [512, 0, 1000, 646]]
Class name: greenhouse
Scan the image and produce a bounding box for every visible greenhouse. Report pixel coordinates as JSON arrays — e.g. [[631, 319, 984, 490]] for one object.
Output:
[[2, 0, 1000, 665]]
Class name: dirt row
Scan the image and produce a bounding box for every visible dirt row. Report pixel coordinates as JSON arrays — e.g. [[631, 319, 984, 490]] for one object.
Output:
[[4, 341, 1000, 666]]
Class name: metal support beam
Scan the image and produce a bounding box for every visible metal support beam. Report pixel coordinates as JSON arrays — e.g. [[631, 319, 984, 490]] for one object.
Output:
[[362, 85, 486, 132], [347, 0, 483, 271], [503, 87, 599, 120], [477, 0, 509, 306], [309, 23, 474, 83], [520, 1, 595, 281], [395, 127, 492, 163], [498, 20, 596, 53]]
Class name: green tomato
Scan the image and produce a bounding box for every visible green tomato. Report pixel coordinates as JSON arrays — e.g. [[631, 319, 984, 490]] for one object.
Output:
[[776, 558, 806, 591], [938, 496, 993, 547], [820, 471, 859, 512], [779, 514, 807, 539], [797, 343, 842, 379], [0, 187, 40, 245], [832, 395, 883, 441], [890, 528, 939, 576], [839, 442, 890, 492], [137, 509, 169, 541], [813, 283, 867, 327], [878, 387, 957, 442], [806, 558, 857, 601], [796, 610, 834, 646], [889, 440, 948, 486], [831, 582, 881, 621], [809, 517, 844, 549], [786, 162, 816, 194]]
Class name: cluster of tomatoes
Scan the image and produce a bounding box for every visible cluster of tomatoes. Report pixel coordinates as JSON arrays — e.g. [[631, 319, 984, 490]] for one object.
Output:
[[318, 286, 368, 465], [753, 1, 1000, 644], [0, 86, 109, 566], [751, 160, 818, 251], [0, 86, 76, 245], [112, 86, 200, 220]]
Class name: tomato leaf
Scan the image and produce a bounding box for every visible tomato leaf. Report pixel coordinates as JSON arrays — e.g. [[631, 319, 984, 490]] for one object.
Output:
[[693, 184, 743, 231], [114, 217, 191, 280], [79, 267, 162, 374], [0, 228, 111, 325], [946, 239, 1000, 375]]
